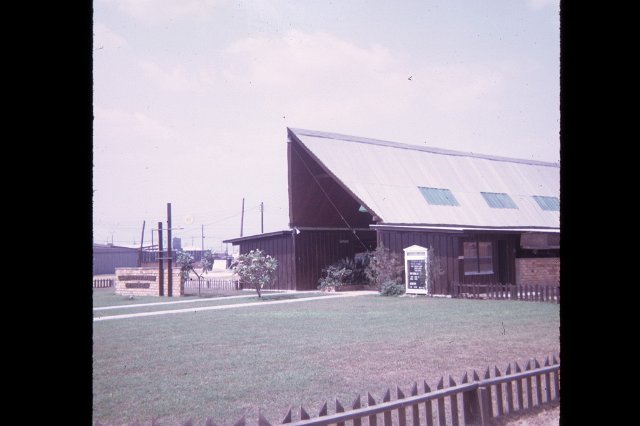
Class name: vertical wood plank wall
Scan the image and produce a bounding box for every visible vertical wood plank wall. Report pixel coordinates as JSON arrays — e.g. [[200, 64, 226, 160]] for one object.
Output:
[[238, 232, 296, 291], [377, 230, 518, 294], [294, 230, 376, 290]]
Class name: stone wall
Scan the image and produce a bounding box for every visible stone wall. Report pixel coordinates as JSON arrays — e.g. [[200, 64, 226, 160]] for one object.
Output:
[[515, 258, 560, 286], [115, 267, 183, 297]]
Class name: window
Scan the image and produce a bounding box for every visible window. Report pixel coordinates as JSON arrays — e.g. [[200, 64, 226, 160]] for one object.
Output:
[[480, 192, 518, 209], [419, 187, 459, 206], [532, 195, 560, 211], [463, 239, 493, 275]]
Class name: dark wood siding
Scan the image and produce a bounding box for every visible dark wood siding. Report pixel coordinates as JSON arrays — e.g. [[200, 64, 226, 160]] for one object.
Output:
[[377, 230, 518, 294], [288, 137, 376, 229], [377, 230, 461, 295], [238, 232, 296, 291], [294, 230, 376, 290]]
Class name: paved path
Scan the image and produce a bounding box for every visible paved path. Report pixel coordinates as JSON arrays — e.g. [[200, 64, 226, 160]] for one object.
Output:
[[94, 291, 378, 322], [94, 291, 321, 311]]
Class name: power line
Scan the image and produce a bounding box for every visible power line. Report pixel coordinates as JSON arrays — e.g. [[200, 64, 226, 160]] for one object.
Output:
[[291, 143, 369, 251]]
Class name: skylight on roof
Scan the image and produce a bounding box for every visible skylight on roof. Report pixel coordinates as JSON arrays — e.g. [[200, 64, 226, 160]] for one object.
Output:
[[419, 187, 459, 206], [532, 196, 560, 211], [481, 192, 518, 209]]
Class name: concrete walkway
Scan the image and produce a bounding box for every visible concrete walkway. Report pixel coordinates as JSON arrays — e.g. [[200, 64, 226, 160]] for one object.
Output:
[[94, 291, 322, 311], [93, 291, 378, 322]]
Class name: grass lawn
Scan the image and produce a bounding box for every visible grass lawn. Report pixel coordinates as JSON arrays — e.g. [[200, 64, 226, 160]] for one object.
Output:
[[93, 289, 338, 317], [92, 288, 310, 308], [92, 294, 559, 426]]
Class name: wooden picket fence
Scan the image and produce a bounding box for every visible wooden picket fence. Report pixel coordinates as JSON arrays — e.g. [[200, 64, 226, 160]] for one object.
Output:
[[93, 278, 114, 288], [125, 355, 558, 426], [183, 278, 241, 296], [451, 283, 560, 304]]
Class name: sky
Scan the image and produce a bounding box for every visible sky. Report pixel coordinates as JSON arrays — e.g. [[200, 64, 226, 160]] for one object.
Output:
[[93, 0, 560, 252]]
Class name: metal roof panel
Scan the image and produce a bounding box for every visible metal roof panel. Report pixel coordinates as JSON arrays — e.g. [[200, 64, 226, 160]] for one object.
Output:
[[289, 128, 559, 229]]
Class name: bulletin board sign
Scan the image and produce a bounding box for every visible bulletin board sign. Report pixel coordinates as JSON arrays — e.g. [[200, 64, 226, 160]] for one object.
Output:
[[404, 245, 429, 295]]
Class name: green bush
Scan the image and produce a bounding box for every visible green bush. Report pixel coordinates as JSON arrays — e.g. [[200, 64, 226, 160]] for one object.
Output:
[[317, 264, 352, 290], [379, 281, 406, 296], [333, 256, 371, 285], [364, 242, 404, 290]]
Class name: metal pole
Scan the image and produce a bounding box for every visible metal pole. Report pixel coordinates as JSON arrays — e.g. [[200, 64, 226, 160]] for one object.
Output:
[[167, 203, 173, 297], [201, 224, 204, 252], [138, 220, 145, 267], [240, 197, 245, 237], [260, 202, 264, 233], [158, 222, 164, 296]]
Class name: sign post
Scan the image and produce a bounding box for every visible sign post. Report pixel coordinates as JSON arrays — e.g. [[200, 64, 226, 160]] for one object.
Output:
[[404, 245, 429, 295]]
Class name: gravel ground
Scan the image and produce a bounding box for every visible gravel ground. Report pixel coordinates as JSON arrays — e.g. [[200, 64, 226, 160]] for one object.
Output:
[[495, 403, 560, 426]]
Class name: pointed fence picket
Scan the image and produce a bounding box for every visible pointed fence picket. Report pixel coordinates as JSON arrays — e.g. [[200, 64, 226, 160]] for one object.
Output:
[[265, 358, 551, 426], [93, 278, 114, 288], [452, 283, 559, 304], [182, 278, 240, 295], [122, 356, 559, 426]]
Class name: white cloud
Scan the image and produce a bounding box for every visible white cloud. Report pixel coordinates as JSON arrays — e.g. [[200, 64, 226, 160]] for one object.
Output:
[[102, 0, 225, 22], [94, 106, 175, 147], [223, 30, 507, 121], [93, 21, 129, 51], [527, 0, 559, 10], [139, 60, 216, 93]]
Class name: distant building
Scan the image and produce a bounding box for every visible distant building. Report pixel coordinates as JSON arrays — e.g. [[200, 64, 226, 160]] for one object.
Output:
[[225, 128, 560, 293], [92, 243, 139, 275]]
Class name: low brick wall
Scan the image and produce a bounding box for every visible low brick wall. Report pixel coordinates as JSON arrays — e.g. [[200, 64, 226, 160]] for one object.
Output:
[[115, 267, 183, 297], [515, 257, 560, 286]]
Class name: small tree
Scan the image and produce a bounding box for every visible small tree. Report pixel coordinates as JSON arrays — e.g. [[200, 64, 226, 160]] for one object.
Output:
[[231, 249, 278, 298], [176, 250, 202, 281], [201, 250, 215, 275], [364, 242, 404, 291]]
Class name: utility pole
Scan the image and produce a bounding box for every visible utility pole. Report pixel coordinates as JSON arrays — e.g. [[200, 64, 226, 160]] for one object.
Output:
[[167, 202, 173, 297], [260, 202, 264, 233], [138, 220, 145, 267], [201, 224, 204, 252], [240, 197, 245, 237], [158, 222, 164, 296]]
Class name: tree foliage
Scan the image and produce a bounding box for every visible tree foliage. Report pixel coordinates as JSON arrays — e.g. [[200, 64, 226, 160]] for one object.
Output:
[[364, 242, 404, 290], [176, 250, 201, 281], [201, 250, 215, 275], [231, 249, 278, 298]]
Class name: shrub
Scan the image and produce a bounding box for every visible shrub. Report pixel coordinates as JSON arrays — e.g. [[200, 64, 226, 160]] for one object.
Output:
[[364, 243, 404, 290], [332, 256, 371, 285], [379, 281, 406, 296], [176, 250, 197, 281], [318, 263, 352, 290], [426, 246, 445, 294]]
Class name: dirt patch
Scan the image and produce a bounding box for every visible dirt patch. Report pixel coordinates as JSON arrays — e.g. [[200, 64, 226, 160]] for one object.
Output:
[[494, 403, 560, 426]]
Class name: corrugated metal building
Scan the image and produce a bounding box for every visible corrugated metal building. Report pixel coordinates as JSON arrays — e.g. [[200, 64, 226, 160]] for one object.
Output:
[[225, 128, 560, 293], [92, 244, 140, 275]]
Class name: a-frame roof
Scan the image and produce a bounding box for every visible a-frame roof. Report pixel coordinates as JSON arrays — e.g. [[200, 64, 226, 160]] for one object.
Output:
[[287, 127, 559, 232]]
